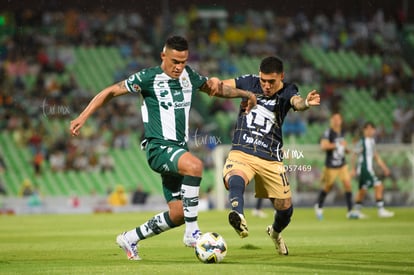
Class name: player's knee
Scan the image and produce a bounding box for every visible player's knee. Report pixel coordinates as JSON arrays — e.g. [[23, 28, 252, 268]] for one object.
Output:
[[343, 181, 352, 191], [272, 197, 292, 210], [186, 157, 203, 176]]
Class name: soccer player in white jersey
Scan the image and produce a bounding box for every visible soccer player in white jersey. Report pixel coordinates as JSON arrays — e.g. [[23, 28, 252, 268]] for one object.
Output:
[[70, 36, 256, 260], [351, 122, 394, 218], [221, 56, 320, 255]]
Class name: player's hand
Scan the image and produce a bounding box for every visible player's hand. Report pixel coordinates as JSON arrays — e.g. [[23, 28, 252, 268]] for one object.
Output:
[[245, 92, 257, 114], [70, 117, 85, 136], [306, 90, 320, 106], [206, 77, 222, 97]]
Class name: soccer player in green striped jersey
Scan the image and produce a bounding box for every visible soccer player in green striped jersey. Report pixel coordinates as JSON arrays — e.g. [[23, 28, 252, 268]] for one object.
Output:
[[351, 122, 394, 218], [70, 36, 256, 260]]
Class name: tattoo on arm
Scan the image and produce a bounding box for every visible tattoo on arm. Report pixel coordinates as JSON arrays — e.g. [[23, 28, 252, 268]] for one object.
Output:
[[293, 96, 309, 111], [221, 85, 233, 97], [201, 80, 250, 98], [219, 85, 251, 98], [116, 81, 126, 89], [200, 82, 213, 96]]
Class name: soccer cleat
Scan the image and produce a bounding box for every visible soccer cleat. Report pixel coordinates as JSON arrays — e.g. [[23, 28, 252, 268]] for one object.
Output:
[[354, 210, 367, 219], [116, 232, 141, 260], [183, 229, 202, 247], [378, 208, 394, 218], [346, 210, 361, 219], [314, 204, 323, 220], [228, 210, 249, 238], [266, 225, 288, 255]]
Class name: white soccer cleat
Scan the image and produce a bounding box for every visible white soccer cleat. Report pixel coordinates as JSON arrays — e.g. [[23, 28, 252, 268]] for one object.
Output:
[[346, 210, 361, 219], [116, 232, 141, 260], [314, 204, 323, 220], [228, 210, 249, 238], [378, 208, 394, 218], [355, 210, 367, 219], [266, 225, 288, 256], [183, 229, 202, 247]]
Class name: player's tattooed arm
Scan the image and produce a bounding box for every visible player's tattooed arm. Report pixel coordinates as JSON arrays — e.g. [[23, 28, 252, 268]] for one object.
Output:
[[200, 77, 257, 113], [201, 77, 251, 99], [219, 85, 257, 113], [291, 90, 320, 111]]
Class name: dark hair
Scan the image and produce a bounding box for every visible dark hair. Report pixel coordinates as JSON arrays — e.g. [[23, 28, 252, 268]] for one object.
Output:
[[260, 56, 284, 74], [363, 121, 376, 129], [165, 36, 188, 51]]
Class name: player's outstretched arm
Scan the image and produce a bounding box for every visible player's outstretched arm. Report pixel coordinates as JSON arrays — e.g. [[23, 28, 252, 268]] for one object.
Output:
[[70, 81, 130, 136], [200, 77, 257, 113], [292, 90, 320, 111], [374, 152, 390, 177]]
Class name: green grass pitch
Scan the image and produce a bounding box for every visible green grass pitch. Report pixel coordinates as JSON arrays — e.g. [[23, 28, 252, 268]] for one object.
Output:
[[1, 207, 413, 275]]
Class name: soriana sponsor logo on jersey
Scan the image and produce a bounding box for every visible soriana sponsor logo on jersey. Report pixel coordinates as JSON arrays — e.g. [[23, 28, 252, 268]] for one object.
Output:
[[174, 101, 191, 109]]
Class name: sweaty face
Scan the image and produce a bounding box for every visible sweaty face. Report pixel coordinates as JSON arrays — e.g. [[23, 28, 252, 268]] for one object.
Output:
[[259, 72, 284, 97], [161, 48, 188, 79]]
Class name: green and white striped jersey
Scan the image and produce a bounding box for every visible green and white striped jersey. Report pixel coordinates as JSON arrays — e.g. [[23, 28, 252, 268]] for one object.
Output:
[[125, 65, 207, 143], [355, 137, 376, 174]]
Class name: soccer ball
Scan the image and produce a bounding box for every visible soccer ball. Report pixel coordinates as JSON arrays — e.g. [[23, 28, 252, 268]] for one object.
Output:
[[194, 232, 227, 263]]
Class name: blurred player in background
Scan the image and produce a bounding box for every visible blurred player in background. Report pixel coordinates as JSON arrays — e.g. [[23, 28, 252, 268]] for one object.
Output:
[[222, 56, 320, 255], [252, 198, 268, 218], [314, 113, 359, 220], [351, 122, 394, 218], [70, 35, 256, 260]]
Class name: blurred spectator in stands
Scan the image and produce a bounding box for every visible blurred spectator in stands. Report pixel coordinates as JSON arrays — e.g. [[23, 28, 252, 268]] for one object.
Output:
[[99, 152, 115, 173], [27, 185, 42, 208], [402, 114, 414, 144], [307, 107, 329, 126], [68, 190, 80, 208], [283, 112, 306, 138], [0, 178, 7, 195], [393, 101, 414, 143], [49, 150, 66, 172], [73, 152, 89, 171], [113, 128, 130, 149], [131, 184, 149, 205], [32, 150, 44, 176], [208, 98, 236, 115], [18, 178, 42, 207], [19, 178, 34, 197], [4, 53, 28, 88], [0, 151, 6, 173], [88, 152, 100, 172], [107, 185, 128, 207]]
